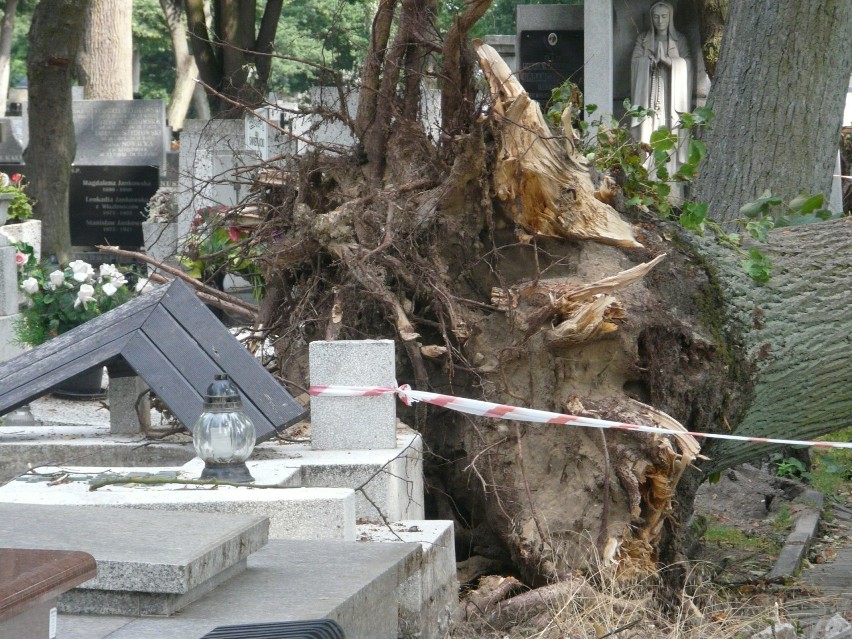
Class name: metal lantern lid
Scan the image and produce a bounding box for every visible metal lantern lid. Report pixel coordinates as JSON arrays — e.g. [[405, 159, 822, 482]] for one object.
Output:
[[203, 374, 243, 411]]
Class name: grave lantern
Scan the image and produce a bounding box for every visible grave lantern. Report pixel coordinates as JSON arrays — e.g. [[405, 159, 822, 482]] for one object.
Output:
[[192, 374, 256, 483]]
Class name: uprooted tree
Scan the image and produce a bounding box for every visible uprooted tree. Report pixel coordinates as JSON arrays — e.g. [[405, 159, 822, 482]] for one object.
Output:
[[177, 0, 852, 591]]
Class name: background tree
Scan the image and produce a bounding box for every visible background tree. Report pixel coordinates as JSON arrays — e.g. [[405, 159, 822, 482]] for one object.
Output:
[[23, 0, 90, 262], [186, 0, 283, 115], [0, 0, 20, 111], [76, 0, 133, 99], [693, 0, 851, 222], [156, 0, 201, 130]]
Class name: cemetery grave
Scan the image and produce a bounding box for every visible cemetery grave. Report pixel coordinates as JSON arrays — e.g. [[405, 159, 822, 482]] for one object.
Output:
[[0, 306, 456, 638]]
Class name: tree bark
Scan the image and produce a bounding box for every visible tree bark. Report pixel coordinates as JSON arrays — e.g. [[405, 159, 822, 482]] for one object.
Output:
[[355, 0, 397, 142], [693, 0, 852, 223], [187, 0, 283, 116], [695, 218, 852, 470], [23, 0, 91, 263], [0, 0, 19, 112], [76, 0, 133, 99], [159, 0, 198, 131], [441, 0, 491, 137]]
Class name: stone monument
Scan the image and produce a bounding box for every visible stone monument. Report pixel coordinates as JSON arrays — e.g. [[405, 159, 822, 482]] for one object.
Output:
[[630, 1, 692, 170]]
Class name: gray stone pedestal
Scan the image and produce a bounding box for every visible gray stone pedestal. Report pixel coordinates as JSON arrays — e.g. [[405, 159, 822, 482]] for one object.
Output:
[[309, 339, 397, 450]]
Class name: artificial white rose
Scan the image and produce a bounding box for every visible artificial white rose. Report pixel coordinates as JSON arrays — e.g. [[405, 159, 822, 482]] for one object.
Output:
[[74, 283, 96, 308], [102, 282, 118, 297], [21, 277, 39, 295], [48, 270, 66, 287], [135, 278, 155, 293], [69, 260, 94, 283]]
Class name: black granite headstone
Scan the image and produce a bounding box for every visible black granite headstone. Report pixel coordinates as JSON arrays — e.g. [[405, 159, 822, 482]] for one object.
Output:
[[69, 165, 159, 247], [518, 30, 585, 106]]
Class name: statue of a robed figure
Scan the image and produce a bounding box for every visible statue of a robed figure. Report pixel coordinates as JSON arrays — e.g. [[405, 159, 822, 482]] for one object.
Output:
[[631, 1, 692, 174]]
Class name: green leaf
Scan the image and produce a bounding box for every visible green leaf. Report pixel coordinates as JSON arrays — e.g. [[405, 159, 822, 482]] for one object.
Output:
[[739, 191, 782, 218], [679, 202, 707, 235], [586, 103, 597, 114], [650, 128, 675, 151], [739, 200, 766, 218], [788, 192, 823, 215], [745, 218, 774, 242], [687, 139, 706, 165], [741, 248, 771, 284], [624, 196, 643, 207], [691, 106, 715, 125]]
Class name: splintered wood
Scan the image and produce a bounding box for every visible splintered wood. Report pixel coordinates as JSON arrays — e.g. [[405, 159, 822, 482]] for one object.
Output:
[[491, 254, 666, 347], [474, 41, 641, 248]]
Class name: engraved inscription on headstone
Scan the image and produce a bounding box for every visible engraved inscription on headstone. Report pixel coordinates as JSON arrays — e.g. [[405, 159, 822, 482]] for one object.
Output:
[[74, 100, 166, 167], [518, 30, 585, 105], [244, 108, 270, 161], [0, 119, 23, 165], [69, 166, 159, 247]]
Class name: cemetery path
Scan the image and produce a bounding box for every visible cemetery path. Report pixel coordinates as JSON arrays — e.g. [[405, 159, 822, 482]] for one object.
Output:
[[788, 500, 852, 626]]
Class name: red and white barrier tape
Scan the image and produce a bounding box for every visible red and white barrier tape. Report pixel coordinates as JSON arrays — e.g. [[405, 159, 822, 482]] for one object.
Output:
[[309, 384, 852, 450]]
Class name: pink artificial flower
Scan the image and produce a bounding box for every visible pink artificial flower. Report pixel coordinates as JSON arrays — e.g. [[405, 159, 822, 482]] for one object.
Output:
[[15, 251, 28, 266], [227, 227, 241, 242]]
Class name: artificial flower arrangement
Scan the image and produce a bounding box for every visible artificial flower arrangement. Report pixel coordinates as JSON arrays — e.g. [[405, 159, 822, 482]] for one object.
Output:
[[15, 259, 149, 347], [0, 171, 33, 222], [178, 205, 265, 299]]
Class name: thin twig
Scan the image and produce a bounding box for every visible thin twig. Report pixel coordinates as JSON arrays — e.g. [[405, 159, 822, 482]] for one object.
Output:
[[89, 477, 289, 491]]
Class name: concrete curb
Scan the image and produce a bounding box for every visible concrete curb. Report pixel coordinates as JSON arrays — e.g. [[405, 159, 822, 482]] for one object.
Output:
[[768, 489, 824, 580]]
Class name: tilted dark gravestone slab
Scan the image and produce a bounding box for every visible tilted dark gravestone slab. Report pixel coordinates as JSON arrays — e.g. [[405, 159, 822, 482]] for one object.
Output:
[[0, 279, 304, 442], [69, 165, 159, 247]]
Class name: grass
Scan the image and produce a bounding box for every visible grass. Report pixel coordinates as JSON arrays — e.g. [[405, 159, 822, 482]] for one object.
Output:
[[703, 524, 782, 555], [809, 426, 852, 497], [453, 534, 784, 639]]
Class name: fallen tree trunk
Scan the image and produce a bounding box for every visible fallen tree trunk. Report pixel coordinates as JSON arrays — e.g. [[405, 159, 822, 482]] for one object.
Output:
[[247, 37, 849, 590]]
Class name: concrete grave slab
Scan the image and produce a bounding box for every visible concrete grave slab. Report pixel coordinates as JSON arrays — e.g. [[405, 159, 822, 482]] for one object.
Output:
[[0, 472, 356, 541], [0, 504, 269, 616], [58, 539, 422, 639]]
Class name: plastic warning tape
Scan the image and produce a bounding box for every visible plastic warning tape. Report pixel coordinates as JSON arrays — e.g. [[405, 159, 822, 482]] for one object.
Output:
[[308, 384, 852, 450]]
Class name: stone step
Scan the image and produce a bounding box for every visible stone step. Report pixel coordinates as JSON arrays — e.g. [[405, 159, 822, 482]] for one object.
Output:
[[0, 504, 268, 616]]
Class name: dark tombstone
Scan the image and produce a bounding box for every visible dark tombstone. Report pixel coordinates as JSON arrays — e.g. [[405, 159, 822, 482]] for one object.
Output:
[[0, 120, 23, 165], [69, 165, 159, 247], [517, 5, 585, 106], [66, 100, 166, 247]]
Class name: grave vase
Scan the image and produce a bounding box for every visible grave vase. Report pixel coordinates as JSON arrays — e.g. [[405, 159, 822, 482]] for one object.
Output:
[[52, 365, 106, 400], [0, 192, 15, 226]]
